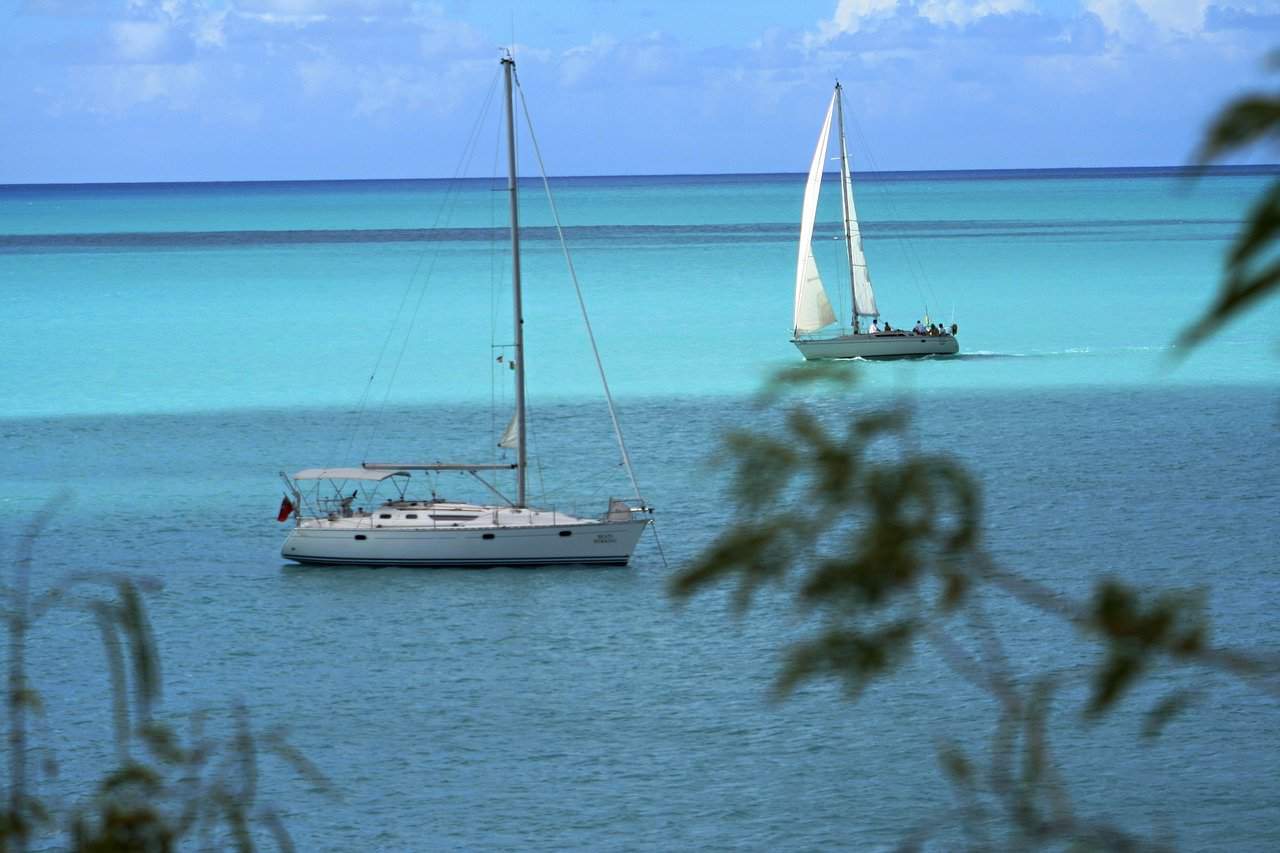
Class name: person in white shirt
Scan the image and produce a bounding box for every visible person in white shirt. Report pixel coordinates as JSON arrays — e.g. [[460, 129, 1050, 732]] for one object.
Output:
[[868, 320, 880, 334]]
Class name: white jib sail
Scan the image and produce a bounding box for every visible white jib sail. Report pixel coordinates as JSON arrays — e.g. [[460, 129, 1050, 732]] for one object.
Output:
[[793, 93, 839, 335], [838, 115, 879, 319], [498, 412, 519, 449]]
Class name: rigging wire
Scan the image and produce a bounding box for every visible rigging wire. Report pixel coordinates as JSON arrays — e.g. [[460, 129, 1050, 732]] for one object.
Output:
[[842, 91, 944, 324], [514, 68, 661, 567], [338, 68, 500, 465], [648, 522, 670, 570], [350, 68, 503, 464], [512, 67, 646, 505], [529, 403, 547, 504]]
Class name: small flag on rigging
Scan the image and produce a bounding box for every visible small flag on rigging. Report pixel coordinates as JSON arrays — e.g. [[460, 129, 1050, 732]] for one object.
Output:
[[276, 495, 295, 522]]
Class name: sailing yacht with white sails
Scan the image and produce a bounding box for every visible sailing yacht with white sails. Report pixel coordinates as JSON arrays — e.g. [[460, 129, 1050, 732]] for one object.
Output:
[[791, 83, 959, 360], [277, 54, 651, 567]]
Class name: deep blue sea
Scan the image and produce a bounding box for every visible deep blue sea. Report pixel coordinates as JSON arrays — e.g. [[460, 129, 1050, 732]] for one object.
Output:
[[2, 168, 1278, 850]]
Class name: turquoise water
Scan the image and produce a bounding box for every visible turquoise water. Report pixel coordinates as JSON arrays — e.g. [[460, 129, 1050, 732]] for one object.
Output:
[[2, 169, 1278, 849], [3, 168, 1276, 418]]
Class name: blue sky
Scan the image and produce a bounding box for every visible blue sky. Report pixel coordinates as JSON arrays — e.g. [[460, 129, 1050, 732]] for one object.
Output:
[[2, 0, 1278, 182]]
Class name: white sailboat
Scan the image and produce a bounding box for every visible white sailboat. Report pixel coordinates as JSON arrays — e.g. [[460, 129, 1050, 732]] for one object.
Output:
[[277, 54, 652, 568], [791, 83, 959, 360]]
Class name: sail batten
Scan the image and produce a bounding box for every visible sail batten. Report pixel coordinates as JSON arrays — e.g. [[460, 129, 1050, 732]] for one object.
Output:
[[793, 93, 839, 335]]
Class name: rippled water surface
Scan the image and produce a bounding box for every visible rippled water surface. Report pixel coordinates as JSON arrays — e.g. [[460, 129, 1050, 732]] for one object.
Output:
[[2, 169, 1278, 850]]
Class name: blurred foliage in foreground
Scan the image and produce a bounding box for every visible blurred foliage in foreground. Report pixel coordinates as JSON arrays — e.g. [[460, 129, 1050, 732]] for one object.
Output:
[[2, 505, 327, 852], [1181, 48, 1280, 350], [672, 364, 1279, 849]]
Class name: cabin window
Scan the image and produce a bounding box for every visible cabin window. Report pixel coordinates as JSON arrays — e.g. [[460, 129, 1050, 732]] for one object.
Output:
[[482, 533, 495, 540], [379, 513, 392, 519], [405, 514, 418, 519], [430, 514, 479, 521], [559, 530, 572, 537], [354, 534, 367, 541]]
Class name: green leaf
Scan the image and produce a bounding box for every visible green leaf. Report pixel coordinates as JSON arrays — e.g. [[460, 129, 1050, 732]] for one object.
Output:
[[774, 621, 916, 697], [936, 740, 972, 785], [1196, 94, 1280, 165], [1226, 179, 1280, 271], [1178, 256, 1280, 351], [1142, 690, 1201, 739], [1180, 54, 1280, 351], [754, 361, 860, 405]]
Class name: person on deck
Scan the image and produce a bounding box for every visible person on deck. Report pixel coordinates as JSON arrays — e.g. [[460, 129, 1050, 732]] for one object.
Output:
[[913, 320, 926, 335], [868, 320, 880, 334]]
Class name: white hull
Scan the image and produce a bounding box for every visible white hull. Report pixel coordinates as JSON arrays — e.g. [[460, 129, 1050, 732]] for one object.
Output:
[[282, 515, 648, 568], [793, 333, 959, 360]]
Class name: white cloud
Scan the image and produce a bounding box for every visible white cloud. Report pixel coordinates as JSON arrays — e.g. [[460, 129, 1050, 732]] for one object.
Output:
[[916, 0, 1030, 27], [1082, 0, 1276, 39], [811, 0, 898, 44], [97, 1, 229, 60], [809, 0, 1033, 46], [1084, 0, 1209, 39], [560, 35, 620, 86], [110, 20, 172, 61], [233, 0, 411, 25], [294, 49, 493, 117], [558, 31, 685, 88], [295, 55, 344, 97], [413, 8, 487, 58], [193, 10, 228, 48], [66, 62, 207, 114]]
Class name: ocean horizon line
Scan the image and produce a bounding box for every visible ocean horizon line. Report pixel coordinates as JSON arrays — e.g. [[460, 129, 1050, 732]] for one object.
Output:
[[2, 163, 1277, 191]]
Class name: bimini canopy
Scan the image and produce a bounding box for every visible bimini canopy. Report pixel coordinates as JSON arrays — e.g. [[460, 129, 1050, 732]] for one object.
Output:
[[291, 467, 410, 481]]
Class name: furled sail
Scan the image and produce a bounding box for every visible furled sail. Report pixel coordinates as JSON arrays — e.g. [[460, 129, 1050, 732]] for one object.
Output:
[[793, 93, 839, 335], [837, 112, 879, 319]]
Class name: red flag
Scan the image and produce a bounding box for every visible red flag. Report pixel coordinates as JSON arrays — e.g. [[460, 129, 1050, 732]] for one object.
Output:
[[276, 495, 295, 522]]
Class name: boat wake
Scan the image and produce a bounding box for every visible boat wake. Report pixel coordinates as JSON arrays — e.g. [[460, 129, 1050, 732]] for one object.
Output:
[[822, 345, 1177, 364], [949, 345, 1175, 361]]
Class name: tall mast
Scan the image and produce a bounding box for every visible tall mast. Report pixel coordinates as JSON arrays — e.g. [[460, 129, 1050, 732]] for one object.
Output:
[[502, 54, 527, 507], [834, 82, 861, 331]]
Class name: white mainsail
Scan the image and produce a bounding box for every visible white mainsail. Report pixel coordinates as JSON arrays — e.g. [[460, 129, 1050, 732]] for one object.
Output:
[[793, 93, 838, 335]]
